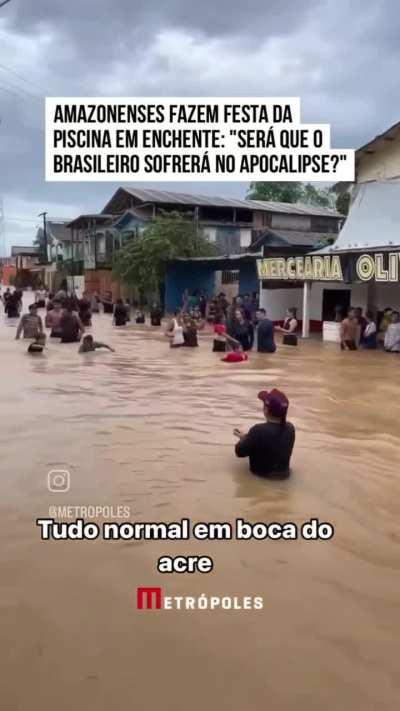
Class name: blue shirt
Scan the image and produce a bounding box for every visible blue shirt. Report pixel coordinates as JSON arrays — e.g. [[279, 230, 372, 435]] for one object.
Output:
[[257, 319, 276, 353]]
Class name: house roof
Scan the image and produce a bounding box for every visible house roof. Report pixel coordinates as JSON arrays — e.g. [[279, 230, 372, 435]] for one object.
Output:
[[67, 214, 114, 229], [36, 221, 73, 243], [252, 228, 332, 250], [112, 208, 148, 227], [101, 187, 343, 219], [11, 245, 40, 256]]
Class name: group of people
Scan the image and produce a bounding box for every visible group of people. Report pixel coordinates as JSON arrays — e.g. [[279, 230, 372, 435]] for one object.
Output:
[[340, 306, 400, 352], [162, 290, 299, 362], [6, 287, 114, 355], [3, 285, 297, 479]]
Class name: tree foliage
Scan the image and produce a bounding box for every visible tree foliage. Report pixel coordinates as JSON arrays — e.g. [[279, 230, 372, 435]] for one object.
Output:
[[112, 211, 218, 299], [335, 190, 351, 216], [247, 181, 335, 208]]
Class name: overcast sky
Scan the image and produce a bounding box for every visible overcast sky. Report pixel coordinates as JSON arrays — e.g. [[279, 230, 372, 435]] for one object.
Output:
[[0, 0, 398, 253]]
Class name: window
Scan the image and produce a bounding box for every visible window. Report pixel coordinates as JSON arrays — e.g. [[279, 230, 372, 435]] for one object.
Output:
[[222, 270, 239, 284]]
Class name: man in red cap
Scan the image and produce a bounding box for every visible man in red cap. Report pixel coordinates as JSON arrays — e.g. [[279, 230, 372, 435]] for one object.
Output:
[[233, 389, 295, 478]]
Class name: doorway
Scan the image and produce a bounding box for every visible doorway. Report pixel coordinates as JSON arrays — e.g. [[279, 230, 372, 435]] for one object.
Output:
[[322, 288, 351, 322]]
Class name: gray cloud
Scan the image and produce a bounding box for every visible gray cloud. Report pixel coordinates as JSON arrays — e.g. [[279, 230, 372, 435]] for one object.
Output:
[[0, 0, 399, 250]]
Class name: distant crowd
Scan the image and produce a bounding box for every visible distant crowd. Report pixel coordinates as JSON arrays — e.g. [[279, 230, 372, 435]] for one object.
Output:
[[2, 284, 399, 357], [340, 306, 400, 352]]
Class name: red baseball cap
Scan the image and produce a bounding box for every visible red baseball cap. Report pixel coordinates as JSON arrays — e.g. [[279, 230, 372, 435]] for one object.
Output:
[[257, 388, 289, 423]]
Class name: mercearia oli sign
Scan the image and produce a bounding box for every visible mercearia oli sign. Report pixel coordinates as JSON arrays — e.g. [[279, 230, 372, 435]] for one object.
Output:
[[257, 252, 400, 282]]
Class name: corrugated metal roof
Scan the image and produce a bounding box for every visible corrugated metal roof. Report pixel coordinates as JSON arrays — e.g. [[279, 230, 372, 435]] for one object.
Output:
[[168, 252, 261, 263], [269, 229, 332, 246], [113, 187, 343, 218], [11, 245, 40, 256], [252, 227, 331, 250], [67, 214, 114, 228]]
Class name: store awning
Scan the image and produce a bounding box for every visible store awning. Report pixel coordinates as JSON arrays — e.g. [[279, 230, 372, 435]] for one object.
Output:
[[313, 181, 400, 255]]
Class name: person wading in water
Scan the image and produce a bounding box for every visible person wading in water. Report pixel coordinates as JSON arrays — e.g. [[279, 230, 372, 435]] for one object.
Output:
[[59, 306, 84, 343], [340, 308, 361, 351], [227, 308, 254, 351], [234, 389, 295, 478], [16, 304, 43, 339], [165, 311, 185, 348], [113, 298, 129, 327]]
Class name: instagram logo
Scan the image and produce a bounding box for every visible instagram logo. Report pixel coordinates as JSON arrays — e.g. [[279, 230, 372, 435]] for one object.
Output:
[[47, 469, 70, 493]]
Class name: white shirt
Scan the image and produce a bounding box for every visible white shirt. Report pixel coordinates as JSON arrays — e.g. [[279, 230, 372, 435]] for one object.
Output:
[[172, 318, 184, 346], [384, 323, 400, 351]]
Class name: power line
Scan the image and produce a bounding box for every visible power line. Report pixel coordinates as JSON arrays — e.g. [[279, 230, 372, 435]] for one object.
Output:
[[0, 62, 42, 93], [5, 217, 40, 223], [0, 1, 12, 9]]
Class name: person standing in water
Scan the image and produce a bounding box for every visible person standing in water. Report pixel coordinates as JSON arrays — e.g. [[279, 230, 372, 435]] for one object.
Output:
[[45, 300, 63, 337], [361, 311, 377, 349], [182, 315, 205, 347], [384, 311, 400, 352], [276, 308, 298, 346], [59, 306, 84, 343], [256, 308, 276, 353], [340, 308, 361, 351], [5, 290, 21, 318], [150, 302, 163, 326], [234, 389, 295, 478], [165, 311, 185, 348], [16, 304, 43, 339], [113, 298, 129, 326], [227, 308, 254, 351]]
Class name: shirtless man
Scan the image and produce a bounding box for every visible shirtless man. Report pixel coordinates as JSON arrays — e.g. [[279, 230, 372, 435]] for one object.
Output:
[[340, 308, 361, 351]]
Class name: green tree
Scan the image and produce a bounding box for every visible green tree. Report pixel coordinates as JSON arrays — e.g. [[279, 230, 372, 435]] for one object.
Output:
[[247, 182, 304, 203], [247, 181, 335, 208], [334, 190, 351, 216], [112, 211, 217, 301]]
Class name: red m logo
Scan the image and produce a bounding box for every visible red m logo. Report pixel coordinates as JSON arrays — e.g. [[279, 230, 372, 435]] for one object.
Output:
[[137, 587, 163, 610]]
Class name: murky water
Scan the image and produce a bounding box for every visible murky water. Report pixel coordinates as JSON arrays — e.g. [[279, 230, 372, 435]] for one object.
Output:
[[1, 294, 399, 711]]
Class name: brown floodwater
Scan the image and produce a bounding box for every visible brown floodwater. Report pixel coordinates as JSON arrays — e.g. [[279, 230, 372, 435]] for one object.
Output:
[[1, 294, 399, 711]]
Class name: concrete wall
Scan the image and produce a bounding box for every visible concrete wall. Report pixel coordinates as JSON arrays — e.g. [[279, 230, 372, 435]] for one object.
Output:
[[259, 281, 369, 326], [357, 134, 400, 182]]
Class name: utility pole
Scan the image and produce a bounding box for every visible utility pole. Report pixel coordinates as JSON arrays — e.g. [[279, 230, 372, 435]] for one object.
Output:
[[38, 211, 48, 263]]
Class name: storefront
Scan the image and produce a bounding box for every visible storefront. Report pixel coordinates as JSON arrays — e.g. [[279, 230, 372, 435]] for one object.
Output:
[[258, 181, 400, 338], [257, 250, 400, 338]]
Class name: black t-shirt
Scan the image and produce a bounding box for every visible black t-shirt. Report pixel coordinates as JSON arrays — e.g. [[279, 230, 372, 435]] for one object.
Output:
[[235, 421, 295, 477], [59, 313, 81, 342], [227, 320, 254, 350]]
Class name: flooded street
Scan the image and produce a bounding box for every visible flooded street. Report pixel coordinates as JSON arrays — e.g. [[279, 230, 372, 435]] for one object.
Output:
[[1, 295, 399, 711]]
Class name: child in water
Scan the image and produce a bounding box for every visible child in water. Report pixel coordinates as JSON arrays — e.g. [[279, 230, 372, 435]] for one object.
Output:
[[78, 335, 115, 353], [27, 332, 47, 354]]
